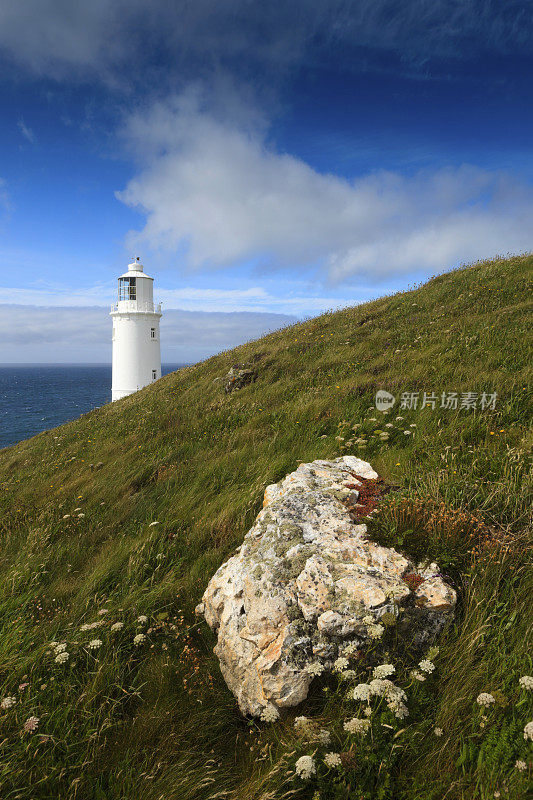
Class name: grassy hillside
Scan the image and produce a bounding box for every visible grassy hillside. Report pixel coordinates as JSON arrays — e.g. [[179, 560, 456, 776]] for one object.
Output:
[[0, 254, 531, 800]]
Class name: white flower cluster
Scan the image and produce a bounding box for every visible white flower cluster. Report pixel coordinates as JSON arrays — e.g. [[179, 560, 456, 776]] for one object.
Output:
[[55, 651, 69, 664], [524, 721, 533, 742], [519, 675, 533, 691], [333, 657, 349, 673], [260, 705, 279, 723], [294, 715, 310, 731], [87, 639, 102, 650], [419, 659, 435, 674], [353, 683, 371, 701], [317, 728, 331, 745], [515, 760, 527, 771], [304, 661, 324, 677], [367, 623, 384, 639], [295, 755, 316, 779], [324, 752, 342, 768], [133, 633, 146, 646], [137, 615, 148, 624], [344, 717, 370, 735], [476, 693, 495, 707], [80, 621, 103, 632], [373, 664, 395, 679], [339, 669, 357, 681], [1, 696, 16, 710], [110, 622, 124, 632]]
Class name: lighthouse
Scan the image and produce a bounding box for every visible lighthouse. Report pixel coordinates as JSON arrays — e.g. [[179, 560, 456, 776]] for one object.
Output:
[[110, 258, 162, 401]]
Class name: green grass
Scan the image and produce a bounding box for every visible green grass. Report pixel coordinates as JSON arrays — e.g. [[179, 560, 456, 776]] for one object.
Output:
[[0, 253, 531, 800]]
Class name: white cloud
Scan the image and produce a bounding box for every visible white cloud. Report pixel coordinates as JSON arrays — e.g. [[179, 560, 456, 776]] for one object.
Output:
[[118, 93, 533, 282], [0, 279, 356, 316], [17, 118, 35, 143], [1, 2, 531, 83], [0, 304, 296, 363]]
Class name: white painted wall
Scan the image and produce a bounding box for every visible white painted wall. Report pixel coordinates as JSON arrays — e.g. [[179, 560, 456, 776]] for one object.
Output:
[[111, 262, 162, 401]]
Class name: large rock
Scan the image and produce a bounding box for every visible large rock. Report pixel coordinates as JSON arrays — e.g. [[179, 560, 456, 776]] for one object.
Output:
[[196, 456, 456, 718]]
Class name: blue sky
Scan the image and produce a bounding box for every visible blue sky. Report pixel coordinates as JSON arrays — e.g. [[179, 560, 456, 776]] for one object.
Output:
[[1, 1, 532, 361]]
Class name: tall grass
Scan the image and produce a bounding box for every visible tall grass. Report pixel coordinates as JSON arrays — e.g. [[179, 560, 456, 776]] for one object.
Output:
[[0, 254, 531, 799]]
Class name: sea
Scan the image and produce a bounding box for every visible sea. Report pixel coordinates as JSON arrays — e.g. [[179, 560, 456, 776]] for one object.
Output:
[[0, 364, 185, 450]]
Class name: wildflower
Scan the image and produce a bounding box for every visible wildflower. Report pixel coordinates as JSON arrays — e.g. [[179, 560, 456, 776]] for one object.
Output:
[[18, 683, 29, 692], [324, 752, 342, 768], [395, 416, 404, 420], [362, 615, 374, 624], [411, 670, 426, 682], [77, 513, 85, 518], [419, 659, 435, 674], [363, 706, 372, 717], [353, 683, 371, 701], [23, 716, 39, 733], [98, 609, 109, 615], [369, 679, 392, 696], [260, 705, 279, 723], [388, 700, 409, 719], [317, 728, 331, 745], [54, 643, 67, 653], [385, 423, 394, 428], [87, 639, 102, 650], [403, 430, 412, 435], [519, 675, 533, 691], [515, 760, 527, 771], [133, 633, 146, 646], [295, 755, 316, 780], [1, 696, 16, 710], [373, 664, 395, 679], [344, 717, 370, 735], [55, 651, 69, 664], [80, 621, 102, 631], [148, 521, 159, 527], [367, 623, 385, 639], [294, 716, 310, 730], [476, 693, 495, 707], [410, 423, 417, 427], [339, 669, 357, 681], [62, 514, 71, 519], [333, 657, 349, 673], [524, 721, 533, 741], [434, 727, 443, 736], [343, 642, 359, 655], [111, 622, 124, 632], [137, 615, 148, 624]]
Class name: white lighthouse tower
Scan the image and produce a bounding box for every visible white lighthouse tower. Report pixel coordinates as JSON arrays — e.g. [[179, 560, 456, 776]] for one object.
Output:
[[110, 258, 162, 401]]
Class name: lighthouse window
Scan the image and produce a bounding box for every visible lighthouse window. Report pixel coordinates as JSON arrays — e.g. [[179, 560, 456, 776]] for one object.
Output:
[[152, 370, 157, 380], [150, 328, 156, 339], [118, 277, 136, 301]]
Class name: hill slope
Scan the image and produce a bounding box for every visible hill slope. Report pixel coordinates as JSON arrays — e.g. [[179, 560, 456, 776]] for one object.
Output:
[[0, 254, 531, 800]]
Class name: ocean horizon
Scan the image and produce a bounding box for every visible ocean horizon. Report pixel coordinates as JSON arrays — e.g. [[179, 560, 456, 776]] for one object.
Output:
[[0, 363, 186, 449]]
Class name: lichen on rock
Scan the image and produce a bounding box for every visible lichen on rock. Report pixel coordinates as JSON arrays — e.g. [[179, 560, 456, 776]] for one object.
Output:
[[196, 456, 456, 718]]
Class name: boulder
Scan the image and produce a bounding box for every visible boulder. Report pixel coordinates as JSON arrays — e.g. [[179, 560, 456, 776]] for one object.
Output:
[[196, 456, 456, 718]]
